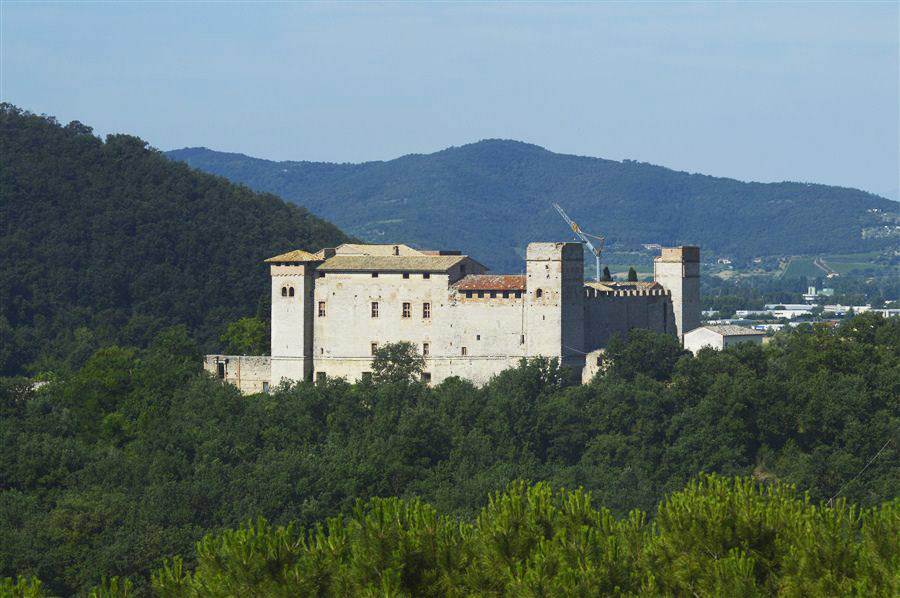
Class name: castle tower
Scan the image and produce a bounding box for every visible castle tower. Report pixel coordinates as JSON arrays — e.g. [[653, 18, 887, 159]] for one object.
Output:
[[525, 242, 585, 374], [654, 246, 700, 341], [265, 250, 321, 384]]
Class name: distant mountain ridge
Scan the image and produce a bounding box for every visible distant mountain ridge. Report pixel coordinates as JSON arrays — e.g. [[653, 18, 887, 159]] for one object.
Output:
[[167, 140, 897, 272]]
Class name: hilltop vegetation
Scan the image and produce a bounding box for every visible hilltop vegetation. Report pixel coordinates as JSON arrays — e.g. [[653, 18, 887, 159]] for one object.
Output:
[[2, 315, 897, 595], [167, 142, 897, 272], [0, 104, 350, 376]]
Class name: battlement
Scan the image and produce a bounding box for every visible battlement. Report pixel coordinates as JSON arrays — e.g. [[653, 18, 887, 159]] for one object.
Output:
[[585, 287, 671, 298]]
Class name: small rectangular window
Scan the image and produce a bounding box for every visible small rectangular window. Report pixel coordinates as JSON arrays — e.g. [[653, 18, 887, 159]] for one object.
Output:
[[477, 291, 484, 298], [372, 272, 379, 278], [423, 342, 430, 356], [502, 291, 510, 298], [490, 291, 497, 298], [371, 302, 379, 317], [402, 302, 411, 318], [465, 291, 473, 299], [476, 335, 481, 341], [461, 347, 467, 356], [316, 372, 326, 383], [515, 291, 522, 298], [318, 301, 326, 317], [362, 371, 372, 382], [423, 273, 431, 279], [217, 361, 225, 379], [520, 334, 525, 344], [423, 302, 431, 318], [262, 381, 269, 394], [421, 372, 432, 383], [402, 272, 410, 279], [318, 272, 325, 278], [371, 342, 378, 355]]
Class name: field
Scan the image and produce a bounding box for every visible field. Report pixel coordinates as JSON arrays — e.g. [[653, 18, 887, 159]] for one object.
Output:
[[780, 253, 896, 279]]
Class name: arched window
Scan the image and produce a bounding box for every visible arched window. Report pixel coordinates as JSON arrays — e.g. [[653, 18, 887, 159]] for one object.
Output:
[[535, 288, 543, 298], [288, 287, 295, 297], [281, 286, 287, 297], [282, 285, 294, 297]]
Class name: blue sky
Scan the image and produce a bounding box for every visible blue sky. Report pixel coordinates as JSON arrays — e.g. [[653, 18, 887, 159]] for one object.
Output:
[[2, 1, 898, 199]]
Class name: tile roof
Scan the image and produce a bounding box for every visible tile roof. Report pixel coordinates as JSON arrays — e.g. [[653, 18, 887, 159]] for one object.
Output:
[[334, 243, 424, 256], [317, 255, 468, 272], [699, 325, 765, 336], [264, 249, 322, 263], [453, 274, 527, 291]]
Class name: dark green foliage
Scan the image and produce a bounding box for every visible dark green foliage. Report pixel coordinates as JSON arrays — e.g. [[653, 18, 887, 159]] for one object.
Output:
[[370, 341, 425, 386], [219, 317, 267, 355], [153, 478, 898, 597], [1, 316, 897, 595], [627, 266, 638, 281], [601, 265, 612, 281], [166, 141, 896, 272], [0, 105, 349, 376]]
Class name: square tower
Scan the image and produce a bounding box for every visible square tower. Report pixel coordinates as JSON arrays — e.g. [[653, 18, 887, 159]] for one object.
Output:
[[654, 246, 700, 341], [265, 250, 322, 384], [525, 242, 585, 373]]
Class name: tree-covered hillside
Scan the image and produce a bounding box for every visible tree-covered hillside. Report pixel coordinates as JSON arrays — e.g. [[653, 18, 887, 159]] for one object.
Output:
[[0, 105, 350, 376], [167, 141, 897, 271], [2, 315, 897, 595]]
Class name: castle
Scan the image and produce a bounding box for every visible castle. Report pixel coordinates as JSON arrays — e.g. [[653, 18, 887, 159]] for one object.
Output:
[[204, 242, 700, 392]]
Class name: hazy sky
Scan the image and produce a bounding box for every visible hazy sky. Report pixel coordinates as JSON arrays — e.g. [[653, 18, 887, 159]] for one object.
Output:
[[2, 1, 898, 199]]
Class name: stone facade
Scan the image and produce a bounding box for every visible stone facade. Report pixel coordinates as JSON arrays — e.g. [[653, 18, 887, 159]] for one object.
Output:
[[204, 241, 700, 392]]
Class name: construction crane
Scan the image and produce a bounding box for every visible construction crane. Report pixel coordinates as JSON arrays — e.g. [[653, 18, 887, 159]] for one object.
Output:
[[552, 203, 605, 282]]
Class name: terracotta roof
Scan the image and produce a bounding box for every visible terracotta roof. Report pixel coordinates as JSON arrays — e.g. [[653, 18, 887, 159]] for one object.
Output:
[[265, 249, 322, 263], [317, 255, 468, 272], [454, 274, 526, 291]]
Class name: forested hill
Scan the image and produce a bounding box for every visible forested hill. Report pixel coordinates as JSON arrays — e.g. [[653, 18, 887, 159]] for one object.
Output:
[[167, 141, 897, 272], [0, 104, 350, 376]]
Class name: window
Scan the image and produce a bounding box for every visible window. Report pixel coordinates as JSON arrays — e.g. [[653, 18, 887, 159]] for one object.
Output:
[[317, 272, 325, 278], [477, 291, 484, 298], [361, 371, 372, 382], [371, 342, 378, 355], [372, 272, 379, 278], [392, 245, 399, 255], [520, 334, 525, 344], [461, 347, 467, 356], [535, 289, 543, 298], [421, 372, 432, 383], [502, 291, 509, 298], [465, 291, 473, 299], [515, 291, 522, 298], [320, 348, 324, 354], [402, 302, 411, 318], [476, 335, 481, 341], [423, 273, 430, 279], [217, 361, 225, 379], [490, 291, 497, 298], [316, 372, 326, 383], [371, 302, 379, 317], [262, 381, 269, 394], [423, 302, 431, 318], [402, 272, 410, 279], [318, 301, 326, 317], [289, 287, 295, 297], [423, 342, 430, 356], [281, 287, 287, 297]]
